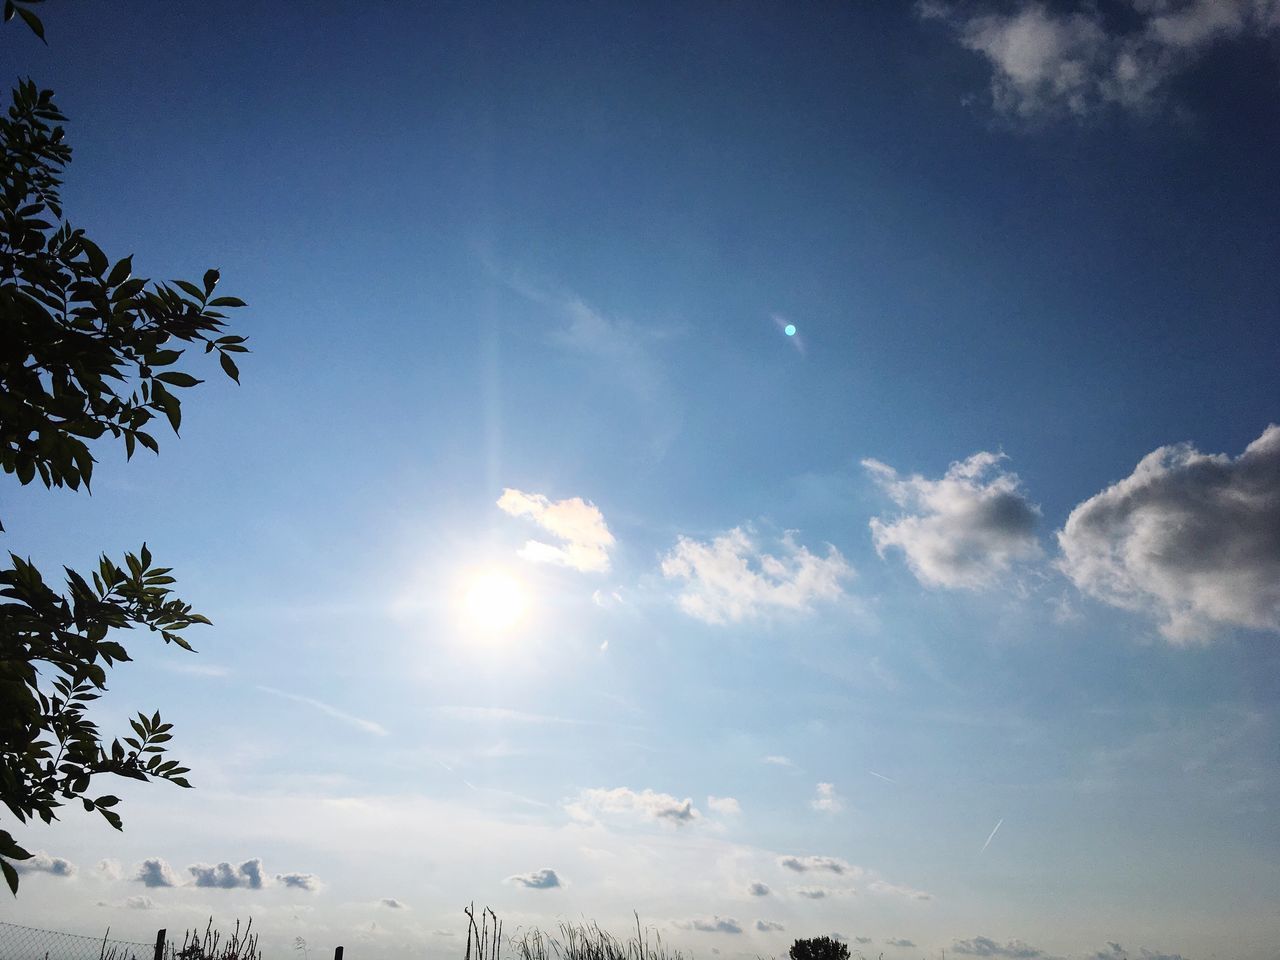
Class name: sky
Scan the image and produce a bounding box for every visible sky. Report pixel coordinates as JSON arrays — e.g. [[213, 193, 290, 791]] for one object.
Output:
[[3, 2, 1280, 959]]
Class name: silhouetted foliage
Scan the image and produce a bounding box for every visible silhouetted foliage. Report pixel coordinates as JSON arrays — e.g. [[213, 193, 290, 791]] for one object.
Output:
[[789, 936, 850, 960], [0, 8, 247, 894]]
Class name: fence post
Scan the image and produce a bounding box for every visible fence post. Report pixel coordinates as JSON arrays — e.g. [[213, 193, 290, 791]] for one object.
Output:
[[154, 930, 167, 960], [334, 947, 344, 960]]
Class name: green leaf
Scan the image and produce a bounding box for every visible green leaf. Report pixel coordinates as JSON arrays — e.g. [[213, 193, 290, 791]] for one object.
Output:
[[106, 255, 133, 287], [208, 296, 246, 308], [2, 859, 18, 896], [203, 268, 220, 294], [15, 4, 45, 42], [219, 352, 240, 383], [155, 371, 201, 388]]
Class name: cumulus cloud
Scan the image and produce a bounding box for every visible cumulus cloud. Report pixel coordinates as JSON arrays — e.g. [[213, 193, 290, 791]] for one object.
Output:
[[507, 868, 562, 889], [662, 526, 852, 624], [885, 939, 917, 949], [918, 0, 1280, 119], [135, 858, 179, 888], [707, 795, 742, 815], [381, 898, 407, 909], [277, 872, 321, 891], [755, 920, 786, 933], [865, 452, 1040, 589], [951, 936, 1045, 958], [15, 852, 76, 876], [779, 855, 853, 874], [811, 782, 843, 813], [1058, 425, 1280, 642], [748, 881, 772, 896], [98, 859, 122, 880], [868, 879, 934, 901], [674, 918, 743, 934], [189, 858, 265, 889], [124, 895, 157, 910], [566, 787, 700, 826], [498, 488, 616, 573]]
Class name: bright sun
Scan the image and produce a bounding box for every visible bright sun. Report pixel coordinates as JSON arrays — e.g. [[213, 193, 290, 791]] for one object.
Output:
[[460, 569, 531, 636]]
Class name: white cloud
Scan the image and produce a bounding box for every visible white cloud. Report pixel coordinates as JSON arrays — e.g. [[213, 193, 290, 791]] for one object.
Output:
[[868, 879, 934, 901], [123, 895, 157, 910], [189, 858, 265, 889], [811, 782, 843, 813], [15, 851, 76, 877], [747, 881, 771, 896], [866, 452, 1041, 589], [795, 887, 831, 899], [1057, 425, 1280, 642], [762, 755, 794, 767], [673, 917, 743, 934], [919, 0, 1280, 119], [951, 936, 1045, 958], [566, 787, 701, 826], [886, 939, 917, 949], [135, 858, 179, 888], [707, 795, 742, 815], [97, 859, 122, 880], [661, 526, 853, 624], [497, 488, 616, 573], [381, 898, 407, 909], [755, 920, 786, 933], [276, 872, 322, 891], [507, 867, 562, 889], [779, 854, 855, 874]]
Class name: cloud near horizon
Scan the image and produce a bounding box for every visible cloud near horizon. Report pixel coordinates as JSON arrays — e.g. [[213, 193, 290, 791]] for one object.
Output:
[[866, 451, 1040, 589], [507, 868, 562, 889], [755, 920, 786, 932], [673, 917, 743, 934], [566, 786, 701, 826], [1058, 424, 1280, 642], [918, 0, 1280, 119], [497, 488, 616, 573], [779, 854, 855, 874], [951, 936, 1045, 958], [14, 851, 75, 876], [661, 526, 853, 624]]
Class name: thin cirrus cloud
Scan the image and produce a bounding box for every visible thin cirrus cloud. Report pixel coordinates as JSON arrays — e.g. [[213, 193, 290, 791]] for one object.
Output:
[[868, 879, 933, 901], [1058, 425, 1280, 643], [917, 0, 1280, 119], [565, 786, 701, 826], [258, 686, 388, 736], [865, 451, 1041, 590], [507, 868, 562, 889], [661, 526, 853, 624], [497, 488, 616, 574]]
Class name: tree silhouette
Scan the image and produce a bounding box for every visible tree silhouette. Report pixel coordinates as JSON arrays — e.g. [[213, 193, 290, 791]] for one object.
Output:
[[0, 5, 247, 893], [790, 936, 851, 960]]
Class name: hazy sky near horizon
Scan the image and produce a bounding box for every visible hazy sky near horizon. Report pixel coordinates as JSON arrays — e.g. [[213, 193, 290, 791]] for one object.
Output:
[[4, 3, 1280, 960]]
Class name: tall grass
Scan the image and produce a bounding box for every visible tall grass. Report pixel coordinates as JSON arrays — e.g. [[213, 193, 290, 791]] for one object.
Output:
[[505, 912, 687, 960]]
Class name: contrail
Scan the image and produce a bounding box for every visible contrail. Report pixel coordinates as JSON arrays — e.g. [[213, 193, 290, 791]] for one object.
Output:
[[868, 770, 897, 784], [980, 818, 1004, 853]]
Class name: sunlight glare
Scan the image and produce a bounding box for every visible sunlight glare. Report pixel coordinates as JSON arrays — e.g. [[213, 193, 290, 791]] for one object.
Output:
[[460, 569, 530, 636]]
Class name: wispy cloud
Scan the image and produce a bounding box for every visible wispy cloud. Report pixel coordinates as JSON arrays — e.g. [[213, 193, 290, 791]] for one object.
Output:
[[780, 855, 854, 874], [811, 782, 843, 813], [951, 935, 1045, 958], [762, 755, 794, 767], [662, 526, 853, 624], [259, 686, 388, 736], [673, 917, 743, 934], [381, 898, 407, 909], [755, 920, 786, 933], [918, 0, 1280, 120], [980, 818, 1004, 853], [1058, 424, 1280, 642], [868, 879, 933, 901], [497, 488, 616, 573], [277, 872, 322, 891], [566, 787, 701, 826], [865, 452, 1040, 590], [707, 795, 742, 815], [885, 939, 917, 949]]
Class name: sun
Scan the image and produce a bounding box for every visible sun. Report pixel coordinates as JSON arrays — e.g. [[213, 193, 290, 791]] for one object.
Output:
[[460, 569, 531, 636]]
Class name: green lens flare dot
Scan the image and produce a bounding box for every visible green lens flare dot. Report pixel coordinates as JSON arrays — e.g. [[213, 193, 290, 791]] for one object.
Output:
[[784, 324, 796, 336]]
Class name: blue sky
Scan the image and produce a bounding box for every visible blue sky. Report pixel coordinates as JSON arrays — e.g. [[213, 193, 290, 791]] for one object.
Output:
[[4, 2, 1280, 959]]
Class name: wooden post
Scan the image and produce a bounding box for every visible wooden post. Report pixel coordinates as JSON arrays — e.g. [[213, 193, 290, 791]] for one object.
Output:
[[334, 947, 344, 960], [153, 930, 167, 960]]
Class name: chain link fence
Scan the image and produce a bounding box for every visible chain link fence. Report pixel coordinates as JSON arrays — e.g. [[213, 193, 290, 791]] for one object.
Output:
[[0, 922, 153, 960]]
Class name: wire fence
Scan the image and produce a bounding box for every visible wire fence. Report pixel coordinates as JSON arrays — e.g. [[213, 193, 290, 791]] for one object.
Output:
[[0, 921, 154, 960]]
